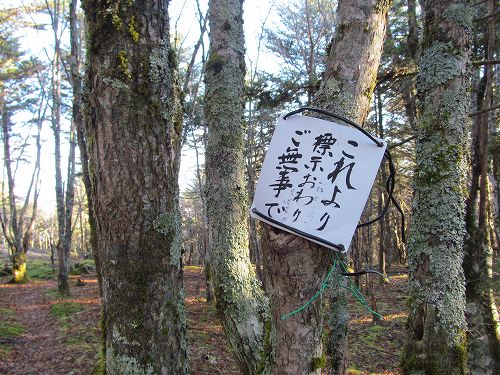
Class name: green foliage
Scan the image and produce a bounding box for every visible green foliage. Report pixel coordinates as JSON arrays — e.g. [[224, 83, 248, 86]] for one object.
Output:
[[28, 260, 55, 280], [0, 344, 12, 360], [0, 307, 16, 319], [263, 0, 336, 105], [50, 301, 83, 318], [361, 324, 386, 344], [0, 321, 25, 338], [0, 308, 24, 339], [0, 306, 24, 360], [43, 288, 66, 299], [69, 268, 82, 276]]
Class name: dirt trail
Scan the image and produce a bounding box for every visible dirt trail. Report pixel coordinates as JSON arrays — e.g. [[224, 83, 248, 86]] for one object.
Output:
[[0, 263, 425, 374], [0, 280, 83, 375], [0, 269, 238, 375]]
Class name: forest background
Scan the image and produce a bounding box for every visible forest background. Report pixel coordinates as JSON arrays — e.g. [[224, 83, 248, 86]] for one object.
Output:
[[0, 0, 498, 374]]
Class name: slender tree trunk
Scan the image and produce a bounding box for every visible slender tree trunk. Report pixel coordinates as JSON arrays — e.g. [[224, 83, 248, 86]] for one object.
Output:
[[260, 1, 391, 374], [1, 106, 22, 276], [0, 100, 42, 283], [59, 122, 76, 295], [83, 0, 189, 373], [204, 1, 272, 373], [377, 89, 387, 283], [463, 1, 500, 372], [401, 1, 472, 374], [72, 0, 102, 295], [47, 0, 74, 296], [400, 0, 419, 130]]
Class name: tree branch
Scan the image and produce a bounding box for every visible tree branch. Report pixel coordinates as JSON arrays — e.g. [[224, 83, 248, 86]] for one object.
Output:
[[474, 10, 500, 22], [469, 104, 500, 117], [472, 59, 500, 66]]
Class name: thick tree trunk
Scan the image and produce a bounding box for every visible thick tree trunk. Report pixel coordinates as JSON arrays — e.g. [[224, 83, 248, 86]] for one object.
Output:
[[401, 1, 472, 374], [261, 1, 391, 374], [204, 1, 272, 373], [83, 0, 189, 373]]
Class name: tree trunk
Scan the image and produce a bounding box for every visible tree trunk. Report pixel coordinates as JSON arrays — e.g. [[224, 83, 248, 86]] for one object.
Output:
[[261, 1, 391, 374], [401, 1, 472, 374], [204, 1, 272, 373], [463, 1, 500, 372], [1, 106, 23, 281], [73, 0, 102, 295], [83, 0, 189, 373], [400, 0, 419, 131], [1, 99, 42, 283], [47, 0, 76, 296], [377, 89, 388, 283]]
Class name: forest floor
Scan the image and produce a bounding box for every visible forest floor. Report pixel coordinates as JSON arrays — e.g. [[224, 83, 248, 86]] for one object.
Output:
[[0, 253, 498, 375]]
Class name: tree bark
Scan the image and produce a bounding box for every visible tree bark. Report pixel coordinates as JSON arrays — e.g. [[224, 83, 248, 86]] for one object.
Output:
[[70, 0, 103, 296], [204, 1, 272, 373], [1, 99, 42, 284], [46, 0, 77, 296], [463, 0, 500, 373], [261, 1, 391, 374], [401, 1, 472, 374], [83, 0, 189, 373]]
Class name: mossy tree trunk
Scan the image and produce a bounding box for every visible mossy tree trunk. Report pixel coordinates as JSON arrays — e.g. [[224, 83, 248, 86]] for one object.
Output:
[[401, 1, 472, 374], [1, 100, 42, 284], [204, 0, 272, 374], [82, 0, 189, 373], [463, 0, 500, 372], [260, 1, 391, 374]]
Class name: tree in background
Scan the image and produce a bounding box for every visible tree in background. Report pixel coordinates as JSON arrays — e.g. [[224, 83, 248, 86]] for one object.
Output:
[[83, 0, 189, 372], [44, 0, 78, 296], [204, 0, 272, 373], [0, 6, 44, 283], [401, 0, 472, 373], [260, 1, 392, 373], [264, 0, 336, 105], [463, 0, 500, 372]]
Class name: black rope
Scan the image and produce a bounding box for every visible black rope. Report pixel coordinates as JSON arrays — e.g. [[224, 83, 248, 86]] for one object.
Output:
[[283, 106, 384, 147], [281, 107, 406, 247], [339, 269, 387, 278], [252, 207, 345, 252]]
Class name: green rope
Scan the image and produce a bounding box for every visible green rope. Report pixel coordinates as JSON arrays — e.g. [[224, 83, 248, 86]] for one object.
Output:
[[334, 252, 383, 320], [280, 251, 383, 321], [280, 257, 337, 320]]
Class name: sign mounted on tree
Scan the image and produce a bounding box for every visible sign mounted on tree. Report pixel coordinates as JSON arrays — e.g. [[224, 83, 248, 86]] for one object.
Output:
[[251, 107, 387, 253]]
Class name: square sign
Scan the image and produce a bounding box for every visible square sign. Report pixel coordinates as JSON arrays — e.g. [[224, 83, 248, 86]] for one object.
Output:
[[250, 115, 387, 252]]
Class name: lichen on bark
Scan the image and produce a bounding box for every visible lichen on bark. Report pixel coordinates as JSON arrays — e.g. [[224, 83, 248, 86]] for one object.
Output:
[[402, 1, 472, 374], [204, 1, 273, 374], [82, 0, 189, 373]]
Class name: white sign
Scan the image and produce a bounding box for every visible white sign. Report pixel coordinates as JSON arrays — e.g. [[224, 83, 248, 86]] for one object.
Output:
[[250, 115, 387, 252]]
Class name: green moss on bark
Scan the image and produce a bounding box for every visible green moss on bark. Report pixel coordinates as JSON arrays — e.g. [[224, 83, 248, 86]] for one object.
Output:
[[117, 51, 131, 80], [311, 355, 327, 371], [206, 53, 226, 75], [401, 329, 467, 375]]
